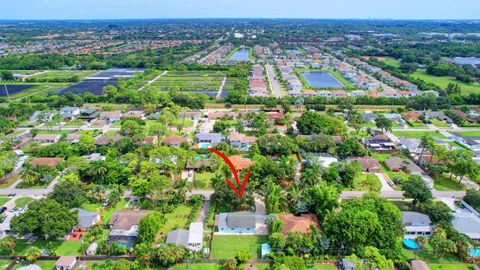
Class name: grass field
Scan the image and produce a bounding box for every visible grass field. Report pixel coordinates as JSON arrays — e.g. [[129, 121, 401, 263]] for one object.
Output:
[[158, 204, 194, 241], [14, 239, 82, 256], [393, 131, 447, 139], [12, 260, 56, 270], [211, 235, 268, 259], [0, 197, 10, 206], [402, 243, 463, 263], [149, 71, 225, 92], [15, 197, 34, 208], [433, 175, 467, 191], [430, 119, 451, 128], [194, 172, 214, 190], [0, 173, 19, 188], [352, 173, 381, 192], [411, 71, 480, 95], [380, 57, 402, 68], [428, 263, 474, 270], [454, 131, 480, 137], [169, 264, 224, 270]]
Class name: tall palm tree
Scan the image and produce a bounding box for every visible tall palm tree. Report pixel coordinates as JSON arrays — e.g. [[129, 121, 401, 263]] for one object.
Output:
[[418, 135, 433, 166], [175, 179, 192, 203]]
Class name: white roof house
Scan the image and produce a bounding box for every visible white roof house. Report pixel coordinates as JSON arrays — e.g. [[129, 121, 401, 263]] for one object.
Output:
[[166, 222, 204, 251]]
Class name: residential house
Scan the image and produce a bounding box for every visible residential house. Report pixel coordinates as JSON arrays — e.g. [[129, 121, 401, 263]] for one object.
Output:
[[347, 157, 381, 173], [385, 157, 404, 172], [424, 111, 449, 121], [403, 211, 433, 238], [108, 210, 151, 248], [362, 135, 396, 152], [362, 112, 378, 122], [64, 133, 80, 144], [91, 119, 108, 128], [340, 258, 357, 270], [452, 212, 480, 242], [30, 111, 56, 122], [60, 107, 80, 119], [72, 208, 100, 230], [122, 110, 145, 119], [94, 134, 124, 146], [398, 138, 422, 155], [99, 112, 121, 122], [55, 256, 77, 270], [383, 113, 403, 123], [179, 111, 201, 121], [216, 212, 256, 234], [163, 135, 188, 147], [166, 222, 204, 251], [185, 158, 216, 172], [77, 109, 100, 121], [403, 111, 421, 122], [83, 153, 106, 162], [195, 133, 223, 146], [33, 134, 61, 144], [31, 157, 64, 168], [228, 132, 256, 148], [277, 214, 319, 236], [309, 153, 338, 167], [143, 136, 158, 145], [228, 155, 253, 173]]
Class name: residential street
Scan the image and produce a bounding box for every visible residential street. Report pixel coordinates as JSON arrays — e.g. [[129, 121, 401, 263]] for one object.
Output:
[[265, 64, 283, 97]]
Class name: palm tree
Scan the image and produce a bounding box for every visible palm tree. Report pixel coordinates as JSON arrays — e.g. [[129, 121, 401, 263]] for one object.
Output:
[[175, 179, 192, 203], [418, 135, 433, 166], [260, 181, 288, 214]]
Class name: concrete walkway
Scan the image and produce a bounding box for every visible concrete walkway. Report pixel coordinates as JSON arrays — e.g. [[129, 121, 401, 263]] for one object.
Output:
[[375, 173, 395, 192]]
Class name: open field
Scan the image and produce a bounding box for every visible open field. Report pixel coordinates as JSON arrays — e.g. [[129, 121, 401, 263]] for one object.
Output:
[[26, 70, 97, 82], [194, 172, 214, 189], [433, 175, 467, 191], [380, 57, 401, 68], [430, 119, 450, 128], [411, 71, 480, 95], [149, 71, 225, 95], [352, 173, 381, 192], [211, 235, 268, 259], [15, 197, 35, 208], [158, 204, 194, 241], [454, 131, 480, 137]]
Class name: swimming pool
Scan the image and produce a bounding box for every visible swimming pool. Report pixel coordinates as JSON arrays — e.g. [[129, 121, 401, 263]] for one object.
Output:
[[469, 248, 480, 257], [403, 238, 420, 251], [199, 143, 210, 149]]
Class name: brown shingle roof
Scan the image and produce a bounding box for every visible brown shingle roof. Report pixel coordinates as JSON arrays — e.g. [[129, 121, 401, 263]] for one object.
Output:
[[108, 210, 151, 230], [31, 157, 64, 168], [278, 214, 319, 236]]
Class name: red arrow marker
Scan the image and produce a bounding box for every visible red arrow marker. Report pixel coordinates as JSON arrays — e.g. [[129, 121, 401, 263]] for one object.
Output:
[[209, 148, 251, 198]]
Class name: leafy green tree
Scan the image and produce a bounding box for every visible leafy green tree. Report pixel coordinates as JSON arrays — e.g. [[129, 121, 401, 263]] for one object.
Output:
[[402, 175, 432, 206], [49, 174, 86, 208], [235, 249, 251, 265], [78, 134, 96, 154], [137, 213, 165, 245], [348, 113, 366, 134], [11, 198, 78, 239], [337, 138, 368, 158], [297, 111, 346, 135], [25, 246, 41, 262], [0, 236, 15, 255], [419, 201, 453, 224], [363, 246, 394, 269], [430, 228, 457, 258], [304, 183, 339, 222], [222, 258, 237, 270], [151, 244, 186, 267], [375, 116, 392, 133]]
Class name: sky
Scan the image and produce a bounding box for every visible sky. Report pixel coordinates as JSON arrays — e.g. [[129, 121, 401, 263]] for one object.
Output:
[[0, 0, 479, 20]]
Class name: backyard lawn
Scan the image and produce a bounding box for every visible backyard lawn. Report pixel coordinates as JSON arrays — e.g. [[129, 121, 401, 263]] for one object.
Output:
[[402, 243, 463, 263], [433, 175, 467, 191], [158, 204, 194, 241], [194, 172, 214, 189], [14, 239, 82, 256], [12, 260, 56, 270], [430, 119, 450, 128], [454, 131, 480, 137], [0, 173, 21, 189], [169, 264, 224, 270], [211, 235, 268, 259]]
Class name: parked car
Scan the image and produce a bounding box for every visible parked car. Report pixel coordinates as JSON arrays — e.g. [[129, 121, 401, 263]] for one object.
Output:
[[0, 207, 7, 214], [388, 181, 395, 187]]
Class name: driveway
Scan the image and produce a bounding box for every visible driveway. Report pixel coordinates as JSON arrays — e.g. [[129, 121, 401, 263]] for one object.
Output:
[[375, 173, 395, 192]]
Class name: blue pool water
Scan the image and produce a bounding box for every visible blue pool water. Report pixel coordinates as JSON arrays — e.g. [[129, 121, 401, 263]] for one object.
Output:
[[241, 146, 251, 151], [469, 248, 480, 257], [229, 48, 250, 61], [199, 143, 210, 149], [403, 238, 420, 251], [301, 71, 345, 89]]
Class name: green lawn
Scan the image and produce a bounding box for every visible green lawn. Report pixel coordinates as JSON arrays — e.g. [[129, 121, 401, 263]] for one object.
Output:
[[428, 263, 474, 270], [402, 243, 463, 263], [194, 172, 214, 189], [14, 239, 82, 256], [310, 264, 338, 270], [381, 57, 401, 68], [170, 118, 194, 127], [352, 174, 381, 192], [430, 119, 451, 128], [0, 197, 10, 206], [169, 264, 224, 270], [0, 260, 10, 268], [371, 153, 393, 162], [454, 131, 480, 137], [390, 200, 415, 211], [158, 204, 194, 241], [12, 260, 56, 270], [393, 131, 447, 139], [211, 235, 268, 259], [408, 121, 428, 128], [15, 197, 34, 208], [411, 71, 480, 95], [81, 198, 129, 224], [433, 175, 467, 191]]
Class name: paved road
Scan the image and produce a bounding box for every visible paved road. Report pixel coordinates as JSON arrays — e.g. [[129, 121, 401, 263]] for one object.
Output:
[[265, 64, 283, 98], [392, 127, 480, 132]]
